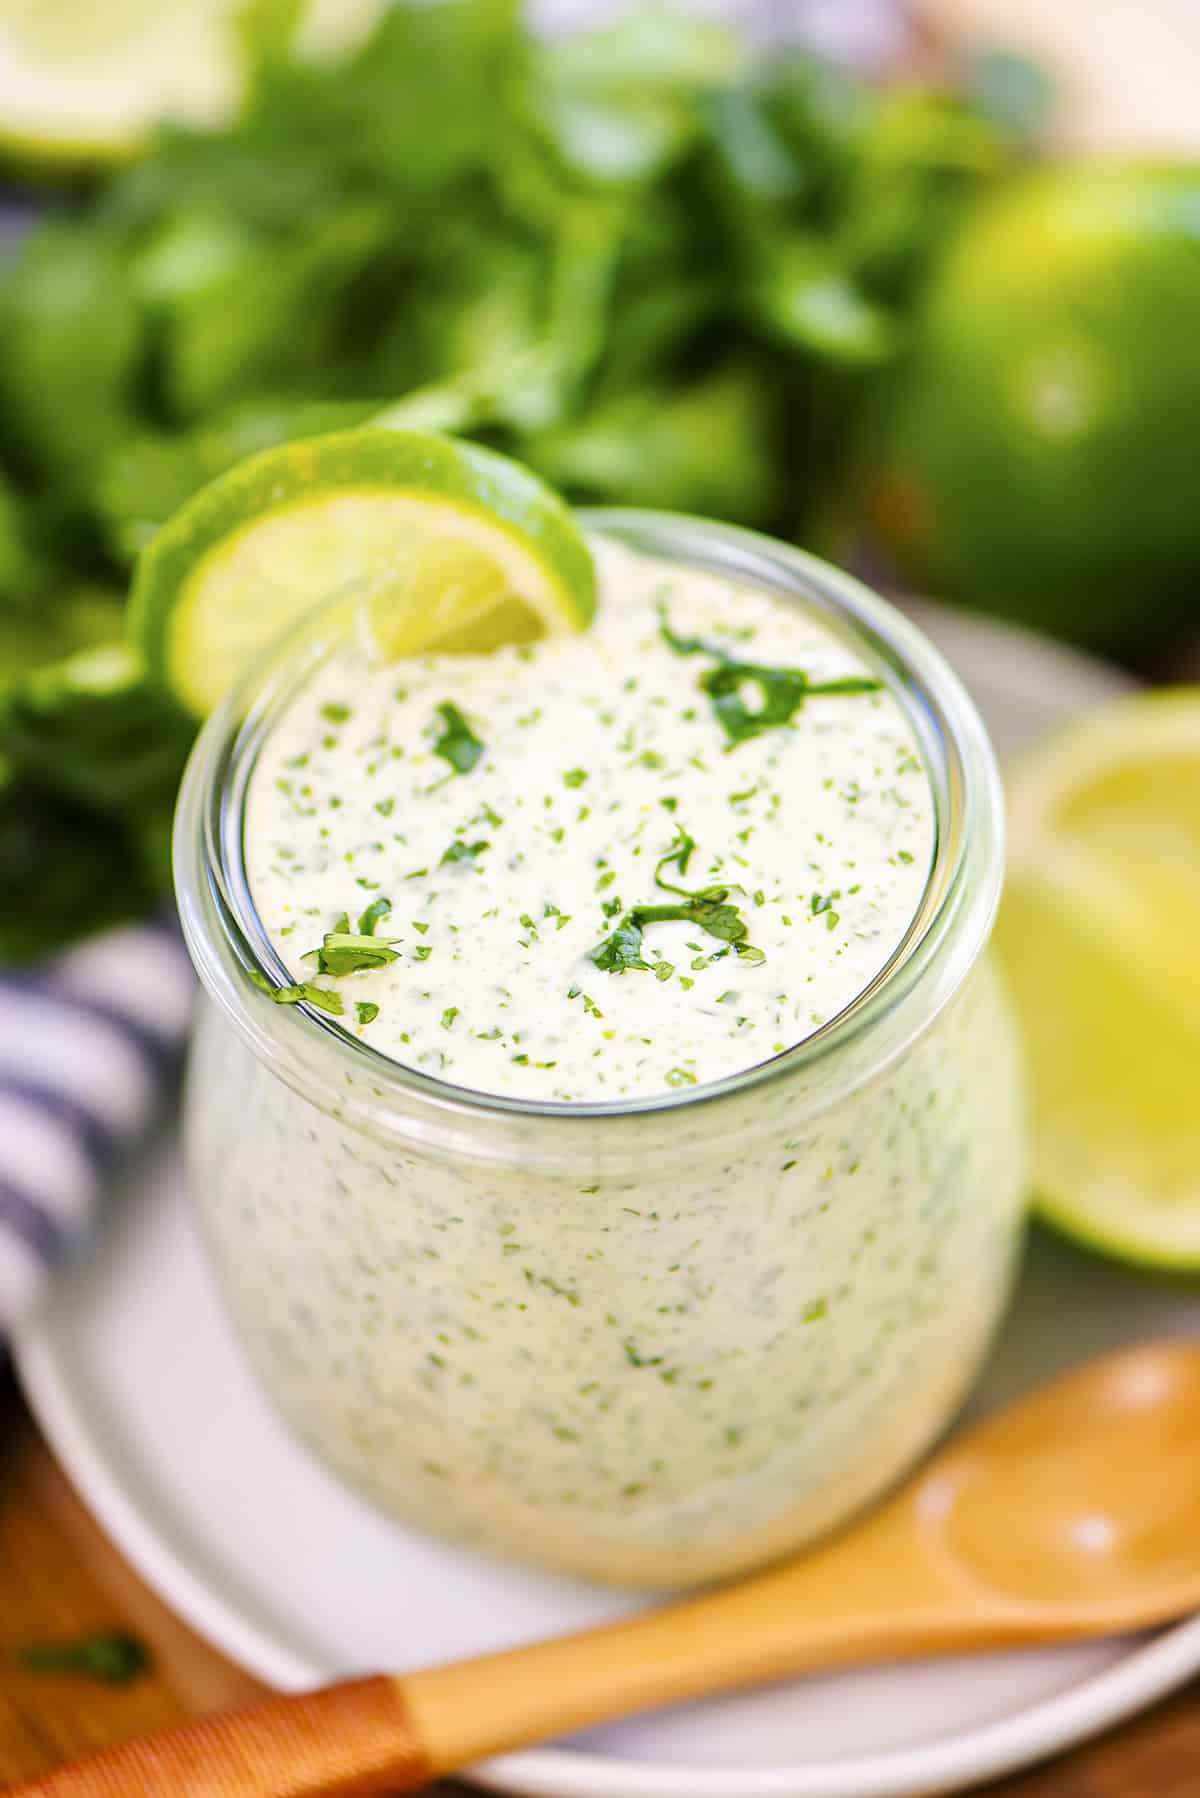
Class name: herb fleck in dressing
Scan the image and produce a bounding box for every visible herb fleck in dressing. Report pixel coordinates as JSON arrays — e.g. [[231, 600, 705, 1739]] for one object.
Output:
[[246, 540, 933, 1100]]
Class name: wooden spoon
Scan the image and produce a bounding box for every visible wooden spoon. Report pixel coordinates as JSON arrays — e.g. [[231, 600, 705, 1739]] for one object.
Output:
[[11, 1340, 1200, 1798]]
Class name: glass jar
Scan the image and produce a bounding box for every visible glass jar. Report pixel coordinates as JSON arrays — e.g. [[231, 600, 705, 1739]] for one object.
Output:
[[175, 510, 1026, 1589]]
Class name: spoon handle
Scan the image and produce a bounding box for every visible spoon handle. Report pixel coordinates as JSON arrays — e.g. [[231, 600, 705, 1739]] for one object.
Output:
[[0, 1505, 982, 1797], [0, 1677, 432, 1797]]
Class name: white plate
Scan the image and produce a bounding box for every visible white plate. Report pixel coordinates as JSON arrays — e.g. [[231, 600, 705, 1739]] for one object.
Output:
[[19, 606, 1200, 1798]]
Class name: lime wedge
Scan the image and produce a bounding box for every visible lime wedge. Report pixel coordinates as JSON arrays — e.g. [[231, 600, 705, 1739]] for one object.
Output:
[[0, 0, 386, 168], [994, 689, 1200, 1270], [0, 0, 242, 166], [129, 429, 596, 717]]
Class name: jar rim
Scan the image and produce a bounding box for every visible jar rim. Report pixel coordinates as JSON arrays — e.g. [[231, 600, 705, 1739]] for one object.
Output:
[[174, 507, 1004, 1141]]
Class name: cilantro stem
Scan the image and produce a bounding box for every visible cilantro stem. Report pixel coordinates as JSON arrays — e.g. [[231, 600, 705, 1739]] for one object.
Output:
[[659, 608, 881, 747], [591, 823, 765, 972]]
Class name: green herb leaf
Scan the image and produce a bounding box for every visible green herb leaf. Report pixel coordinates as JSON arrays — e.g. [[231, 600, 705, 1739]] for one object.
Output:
[[702, 662, 881, 747], [18, 1631, 151, 1687], [589, 913, 650, 973], [591, 898, 755, 970], [357, 895, 393, 935], [440, 838, 490, 865], [304, 930, 400, 976], [592, 822, 766, 972], [659, 609, 881, 746], [356, 1001, 380, 1026], [653, 822, 696, 893], [249, 969, 345, 1014], [433, 701, 484, 775], [301, 984, 344, 1016]]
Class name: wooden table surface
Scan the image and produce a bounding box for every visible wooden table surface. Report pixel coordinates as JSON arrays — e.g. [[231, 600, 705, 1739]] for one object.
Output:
[[1, 1370, 1198, 1795]]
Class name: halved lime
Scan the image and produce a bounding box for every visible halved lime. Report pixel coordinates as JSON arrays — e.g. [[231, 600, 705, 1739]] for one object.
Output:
[[129, 429, 596, 717], [994, 689, 1200, 1270], [0, 0, 386, 169], [0, 0, 243, 166]]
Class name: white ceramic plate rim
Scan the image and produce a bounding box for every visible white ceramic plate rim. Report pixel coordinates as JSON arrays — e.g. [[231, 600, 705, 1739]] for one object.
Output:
[[16, 1320, 1200, 1798]]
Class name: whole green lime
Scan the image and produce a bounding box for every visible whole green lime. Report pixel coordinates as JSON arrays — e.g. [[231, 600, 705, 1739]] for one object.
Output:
[[868, 163, 1200, 650]]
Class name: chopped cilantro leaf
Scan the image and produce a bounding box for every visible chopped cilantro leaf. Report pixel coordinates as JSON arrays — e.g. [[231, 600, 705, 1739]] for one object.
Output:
[[440, 838, 490, 866], [659, 607, 882, 746], [591, 822, 766, 974], [702, 662, 881, 747], [304, 930, 400, 976], [357, 895, 392, 935], [302, 985, 345, 1016], [249, 970, 344, 1015], [18, 1631, 150, 1686], [590, 914, 649, 973], [433, 701, 484, 775], [591, 898, 753, 972], [657, 613, 712, 659], [653, 824, 699, 895], [355, 1001, 380, 1026]]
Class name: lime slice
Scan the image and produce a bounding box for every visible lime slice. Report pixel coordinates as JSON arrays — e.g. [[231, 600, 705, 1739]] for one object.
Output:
[[993, 688, 1200, 1269], [0, 0, 387, 168], [129, 429, 596, 717], [0, 0, 243, 166]]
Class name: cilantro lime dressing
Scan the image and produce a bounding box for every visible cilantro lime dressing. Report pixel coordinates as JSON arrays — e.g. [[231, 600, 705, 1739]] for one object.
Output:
[[245, 539, 934, 1100], [183, 523, 1025, 1587]]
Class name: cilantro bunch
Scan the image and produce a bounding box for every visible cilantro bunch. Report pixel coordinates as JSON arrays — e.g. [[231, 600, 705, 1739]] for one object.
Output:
[[0, 0, 1014, 960]]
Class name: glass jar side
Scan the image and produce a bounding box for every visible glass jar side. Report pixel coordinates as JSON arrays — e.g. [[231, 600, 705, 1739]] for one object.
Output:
[[183, 953, 1025, 1587]]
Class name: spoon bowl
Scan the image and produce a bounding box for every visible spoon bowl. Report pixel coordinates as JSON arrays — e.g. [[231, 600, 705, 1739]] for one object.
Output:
[[12, 1341, 1200, 1798], [924, 1344, 1200, 1616]]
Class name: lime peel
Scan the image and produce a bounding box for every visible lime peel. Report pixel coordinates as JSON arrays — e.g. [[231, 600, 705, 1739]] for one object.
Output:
[[996, 687, 1200, 1272], [129, 429, 596, 718]]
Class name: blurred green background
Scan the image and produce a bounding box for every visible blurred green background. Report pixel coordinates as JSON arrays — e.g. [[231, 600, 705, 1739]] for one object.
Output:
[[0, 0, 1197, 960]]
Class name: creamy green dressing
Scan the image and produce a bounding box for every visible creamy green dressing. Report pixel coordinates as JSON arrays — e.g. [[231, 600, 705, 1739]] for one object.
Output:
[[186, 531, 1024, 1587], [245, 539, 934, 1099]]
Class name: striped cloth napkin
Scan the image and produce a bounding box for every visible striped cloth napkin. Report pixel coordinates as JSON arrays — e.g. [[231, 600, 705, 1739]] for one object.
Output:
[[0, 920, 194, 1331]]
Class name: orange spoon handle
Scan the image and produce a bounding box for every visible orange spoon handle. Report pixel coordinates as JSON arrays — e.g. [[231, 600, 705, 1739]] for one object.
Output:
[[1, 1675, 433, 1798]]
